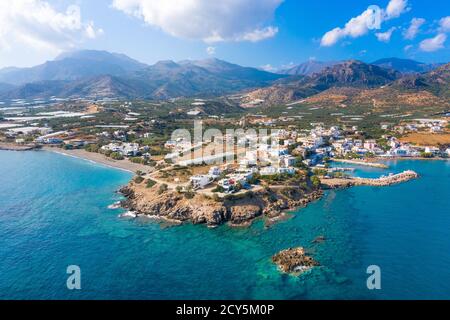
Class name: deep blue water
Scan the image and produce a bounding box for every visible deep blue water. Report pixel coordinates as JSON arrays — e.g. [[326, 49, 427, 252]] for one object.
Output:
[[0, 150, 449, 300]]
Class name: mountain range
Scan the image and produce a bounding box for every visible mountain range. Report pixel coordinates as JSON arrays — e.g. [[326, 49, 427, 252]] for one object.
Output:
[[0, 51, 447, 104], [371, 58, 443, 74], [0, 51, 285, 100], [243, 60, 449, 109]]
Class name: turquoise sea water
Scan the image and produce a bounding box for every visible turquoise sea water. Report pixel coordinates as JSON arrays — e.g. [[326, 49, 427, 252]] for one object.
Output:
[[0, 150, 449, 300]]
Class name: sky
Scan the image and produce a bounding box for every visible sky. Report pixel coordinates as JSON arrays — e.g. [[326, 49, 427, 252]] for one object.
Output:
[[0, 0, 448, 69]]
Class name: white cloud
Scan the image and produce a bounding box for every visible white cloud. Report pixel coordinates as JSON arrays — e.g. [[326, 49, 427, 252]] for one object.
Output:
[[236, 26, 279, 42], [112, 0, 282, 43], [385, 0, 409, 19], [0, 0, 102, 54], [404, 44, 413, 51], [206, 46, 216, 55], [375, 27, 396, 42], [439, 16, 450, 33], [320, 0, 407, 47], [403, 18, 425, 40], [419, 33, 447, 52], [260, 64, 277, 72]]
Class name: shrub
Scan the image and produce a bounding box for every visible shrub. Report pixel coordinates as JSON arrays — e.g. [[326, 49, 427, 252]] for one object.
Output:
[[134, 176, 144, 184], [184, 191, 195, 199], [136, 170, 144, 177], [110, 152, 124, 160], [184, 185, 195, 199], [130, 157, 146, 165], [85, 144, 100, 153], [420, 152, 433, 158], [158, 184, 168, 195], [146, 179, 157, 188], [212, 185, 224, 193]]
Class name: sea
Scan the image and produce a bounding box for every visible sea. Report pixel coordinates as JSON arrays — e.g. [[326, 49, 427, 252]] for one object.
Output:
[[0, 150, 449, 300]]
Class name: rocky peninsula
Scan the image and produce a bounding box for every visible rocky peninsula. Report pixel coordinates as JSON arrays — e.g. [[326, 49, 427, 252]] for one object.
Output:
[[0, 142, 40, 151], [120, 180, 323, 228]]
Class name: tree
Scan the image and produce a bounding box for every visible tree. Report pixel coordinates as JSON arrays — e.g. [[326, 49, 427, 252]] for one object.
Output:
[[310, 175, 321, 189]]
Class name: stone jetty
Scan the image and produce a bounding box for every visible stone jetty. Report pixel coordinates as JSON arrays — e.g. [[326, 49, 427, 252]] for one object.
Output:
[[321, 170, 419, 189]]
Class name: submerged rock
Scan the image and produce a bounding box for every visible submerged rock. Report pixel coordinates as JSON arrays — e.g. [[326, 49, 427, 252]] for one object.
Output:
[[312, 236, 326, 244], [272, 247, 320, 274]]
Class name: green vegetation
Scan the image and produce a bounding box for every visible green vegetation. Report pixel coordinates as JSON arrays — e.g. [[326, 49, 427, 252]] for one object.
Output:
[[158, 184, 168, 195], [110, 152, 124, 160], [312, 168, 328, 176], [134, 176, 144, 184], [130, 157, 148, 165], [212, 185, 225, 193], [310, 175, 321, 189], [184, 186, 196, 199], [85, 144, 101, 153], [146, 179, 157, 188], [420, 152, 434, 158]]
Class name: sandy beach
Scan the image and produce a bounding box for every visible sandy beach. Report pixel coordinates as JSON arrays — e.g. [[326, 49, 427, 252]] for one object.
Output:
[[331, 158, 389, 168], [42, 146, 153, 175]]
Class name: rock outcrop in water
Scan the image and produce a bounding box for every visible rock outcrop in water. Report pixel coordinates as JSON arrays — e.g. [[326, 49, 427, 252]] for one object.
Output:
[[272, 247, 320, 274], [120, 182, 323, 228]]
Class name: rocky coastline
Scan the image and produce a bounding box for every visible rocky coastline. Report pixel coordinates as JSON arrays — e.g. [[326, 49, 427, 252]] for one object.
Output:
[[0, 142, 40, 151], [119, 182, 323, 228]]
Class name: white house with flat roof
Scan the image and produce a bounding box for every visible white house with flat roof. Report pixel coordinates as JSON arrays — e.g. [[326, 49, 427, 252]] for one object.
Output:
[[190, 175, 213, 190]]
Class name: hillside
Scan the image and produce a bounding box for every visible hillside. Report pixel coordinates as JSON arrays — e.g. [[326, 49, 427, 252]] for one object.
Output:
[[243, 60, 400, 105], [297, 63, 450, 110], [0, 83, 16, 94]]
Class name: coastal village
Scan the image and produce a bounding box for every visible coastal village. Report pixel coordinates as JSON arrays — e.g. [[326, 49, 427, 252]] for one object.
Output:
[[0, 99, 448, 210], [0, 97, 449, 275]]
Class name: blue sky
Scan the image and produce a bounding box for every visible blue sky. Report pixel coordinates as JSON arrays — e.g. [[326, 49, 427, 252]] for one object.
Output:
[[0, 0, 448, 69]]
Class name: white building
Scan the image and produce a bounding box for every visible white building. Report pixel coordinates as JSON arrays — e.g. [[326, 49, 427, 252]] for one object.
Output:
[[190, 175, 213, 190], [280, 155, 297, 167]]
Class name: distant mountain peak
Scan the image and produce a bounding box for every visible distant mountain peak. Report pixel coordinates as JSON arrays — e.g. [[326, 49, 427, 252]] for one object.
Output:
[[0, 50, 148, 86], [279, 60, 340, 76], [372, 57, 443, 74]]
